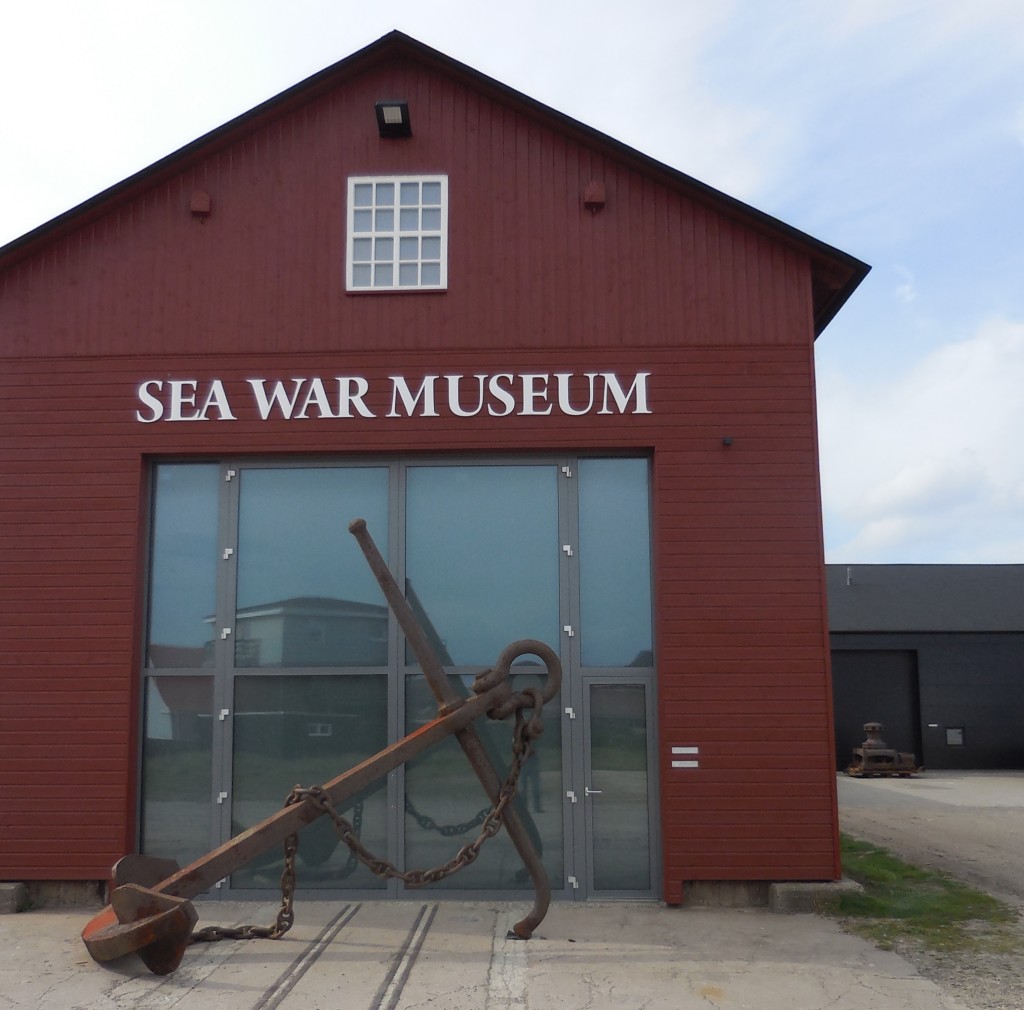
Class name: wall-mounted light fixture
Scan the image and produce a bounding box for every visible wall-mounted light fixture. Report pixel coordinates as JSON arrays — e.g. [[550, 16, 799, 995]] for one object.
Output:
[[375, 100, 412, 138]]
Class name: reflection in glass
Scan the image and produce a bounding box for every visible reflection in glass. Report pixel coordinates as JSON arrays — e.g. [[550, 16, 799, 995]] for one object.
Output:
[[141, 677, 213, 867], [405, 466, 558, 666], [235, 468, 389, 668], [404, 673, 562, 889], [589, 684, 650, 890], [231, 676, 388, 889], [579, 458, 653, 667], [146, 465, 219, 668]]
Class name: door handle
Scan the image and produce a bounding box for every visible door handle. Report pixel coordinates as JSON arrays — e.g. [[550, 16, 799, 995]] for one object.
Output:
[[585, 787, 602, 796]]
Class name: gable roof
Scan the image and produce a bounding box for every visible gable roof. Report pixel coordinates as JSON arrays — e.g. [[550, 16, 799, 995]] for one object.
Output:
[[0, 30, 868, 335], [827, 564, 1024, 633]]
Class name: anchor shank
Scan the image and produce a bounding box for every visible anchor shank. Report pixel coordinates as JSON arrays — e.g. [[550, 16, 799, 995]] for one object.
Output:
[[348, 518, 553, 936]]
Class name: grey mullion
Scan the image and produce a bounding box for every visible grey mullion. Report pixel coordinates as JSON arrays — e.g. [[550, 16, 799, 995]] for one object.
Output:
[[388, 461, 405, 894], [215, 461, 242, 889]]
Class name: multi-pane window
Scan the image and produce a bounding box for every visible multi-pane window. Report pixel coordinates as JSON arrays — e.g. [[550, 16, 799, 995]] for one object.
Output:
[[347, 176, 448, 291]]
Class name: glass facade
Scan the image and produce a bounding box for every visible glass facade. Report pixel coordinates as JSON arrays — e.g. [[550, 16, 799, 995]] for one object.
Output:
[[141, 456, 655, 898]]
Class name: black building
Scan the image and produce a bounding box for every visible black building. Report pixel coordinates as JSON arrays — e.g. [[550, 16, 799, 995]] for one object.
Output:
[[827, 564, 1024, 770]]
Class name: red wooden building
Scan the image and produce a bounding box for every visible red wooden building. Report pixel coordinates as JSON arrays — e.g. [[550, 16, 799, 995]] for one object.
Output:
[[0, 32, 867, 904]]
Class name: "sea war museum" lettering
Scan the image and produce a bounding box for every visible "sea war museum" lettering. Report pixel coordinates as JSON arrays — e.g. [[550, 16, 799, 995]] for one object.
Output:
[[135, 371, 652, 423]]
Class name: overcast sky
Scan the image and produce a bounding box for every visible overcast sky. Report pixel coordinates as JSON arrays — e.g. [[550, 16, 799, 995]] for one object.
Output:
[[3, 0, 1022, 564]]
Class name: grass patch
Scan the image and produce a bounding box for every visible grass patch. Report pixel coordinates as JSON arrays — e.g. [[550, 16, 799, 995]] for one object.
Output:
[[837, 834, 1020, 952]]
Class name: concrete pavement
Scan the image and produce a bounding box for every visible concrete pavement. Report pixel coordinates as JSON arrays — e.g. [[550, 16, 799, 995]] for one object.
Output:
[[0, 898, 973, 1010], [10, 771, 1021, 1009]]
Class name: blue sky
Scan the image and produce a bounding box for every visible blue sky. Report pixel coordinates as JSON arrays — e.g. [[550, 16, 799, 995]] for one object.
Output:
[[3, 0, 1022, 563]]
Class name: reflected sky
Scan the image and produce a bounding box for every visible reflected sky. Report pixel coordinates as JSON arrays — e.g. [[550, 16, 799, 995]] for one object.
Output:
[[236, 467, 389, 609], [148, 459, 653, 669], [406, 465, 559, 665], [578, 458, 652, 667], [147, 464, 219, 652]]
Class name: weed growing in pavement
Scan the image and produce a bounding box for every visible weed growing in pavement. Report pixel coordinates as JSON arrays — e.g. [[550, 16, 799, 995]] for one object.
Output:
[[835, 834, 1021, 953]]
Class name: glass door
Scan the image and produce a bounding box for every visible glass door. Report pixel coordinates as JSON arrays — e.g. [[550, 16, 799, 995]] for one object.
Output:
[[579, 678, 657, 897]]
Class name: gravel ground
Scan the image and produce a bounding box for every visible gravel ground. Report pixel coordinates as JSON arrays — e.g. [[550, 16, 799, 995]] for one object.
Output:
[[837, 771, 1024, 1010]]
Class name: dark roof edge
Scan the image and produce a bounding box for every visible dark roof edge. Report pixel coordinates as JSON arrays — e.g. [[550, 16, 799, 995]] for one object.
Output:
[[0, 30, 869, 333]]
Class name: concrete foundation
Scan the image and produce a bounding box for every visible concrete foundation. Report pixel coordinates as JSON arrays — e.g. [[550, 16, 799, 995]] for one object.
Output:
[[683, 880, 771, 907], [682, 879, 864, 912], [15, 880, 106, 910], [0, 882, 28, 914], [769, 878, 864, 913]]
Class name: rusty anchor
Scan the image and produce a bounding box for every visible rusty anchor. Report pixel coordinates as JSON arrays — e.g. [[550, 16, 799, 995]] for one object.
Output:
[[82, 518, 561, 975]]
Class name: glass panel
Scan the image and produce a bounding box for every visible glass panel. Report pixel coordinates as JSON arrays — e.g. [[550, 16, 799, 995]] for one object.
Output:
[[140, 677, 213, 868], [578, 459, 653, 667], [589, 684, 650, 890], [353, 184, 373, 207], [421, 208, 441, 230], [235, 467, 389, 667], [400, 208, 419, 232], [405, 465, 559, 665], [375, 182, 395, 206], [353, 209, 372, 233], [147, 464, 219, 668], [352, 264, 371, 287], [399, 263, 419, 286], [352, 238, 372, 262], [374, 238, 394, 262], [375, 209, 394, 232], [399, 237, 418, 261], [420, 263, 441, 286], [400, 182, 419, 205], [421, 236, 441, 260], [404, 673, 562, 890], [422, 181, 442, 205], [231, 675, 388, 889], [374, 264, 394, 287]]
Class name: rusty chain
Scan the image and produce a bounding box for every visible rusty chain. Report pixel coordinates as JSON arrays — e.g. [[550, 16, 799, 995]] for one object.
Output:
[[190, 683, 545, 946], [404, 795, 491, 837]]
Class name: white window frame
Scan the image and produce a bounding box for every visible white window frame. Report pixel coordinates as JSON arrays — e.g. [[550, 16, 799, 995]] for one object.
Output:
[[346, 175, 448, 292]]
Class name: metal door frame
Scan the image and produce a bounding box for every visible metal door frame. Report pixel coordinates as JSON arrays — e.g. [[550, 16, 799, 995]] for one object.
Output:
[[563, 673, 659, 900]]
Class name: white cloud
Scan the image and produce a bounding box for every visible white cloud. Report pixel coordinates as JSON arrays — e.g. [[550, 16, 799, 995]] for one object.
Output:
[[819, 317, 1024, 562]]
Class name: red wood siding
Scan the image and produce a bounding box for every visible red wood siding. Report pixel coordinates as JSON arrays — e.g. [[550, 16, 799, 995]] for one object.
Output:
[[0, 62, 813, 360], [0, 345, 838, 887], [0, 48, 843, 894]]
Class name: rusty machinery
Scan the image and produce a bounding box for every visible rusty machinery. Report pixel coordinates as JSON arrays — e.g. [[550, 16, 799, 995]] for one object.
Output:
[[81, 519, 561, 975], [845, 721, 922, 778]]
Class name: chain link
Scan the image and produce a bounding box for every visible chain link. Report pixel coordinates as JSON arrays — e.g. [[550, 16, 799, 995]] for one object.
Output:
[[404, 795, 491, 837], [190, 684, 545, 945]]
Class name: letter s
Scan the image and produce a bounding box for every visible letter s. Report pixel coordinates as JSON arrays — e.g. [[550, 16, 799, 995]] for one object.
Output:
[[136, 380, 164, 423]]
